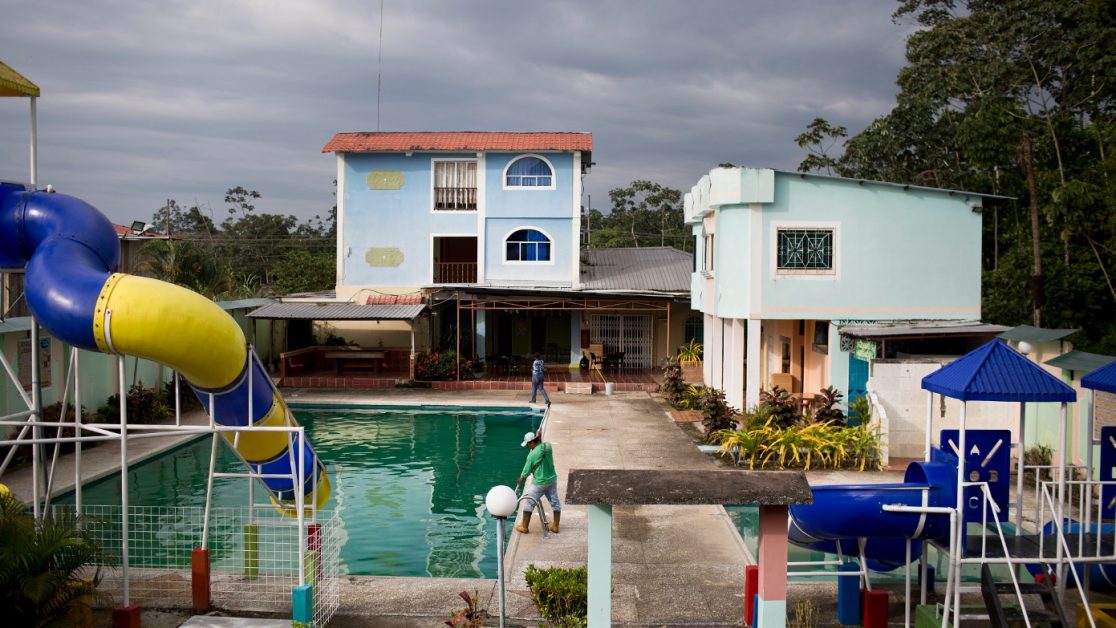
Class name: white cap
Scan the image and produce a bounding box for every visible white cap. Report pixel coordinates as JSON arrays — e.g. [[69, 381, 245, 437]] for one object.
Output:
[[521, 431, 538, 447]]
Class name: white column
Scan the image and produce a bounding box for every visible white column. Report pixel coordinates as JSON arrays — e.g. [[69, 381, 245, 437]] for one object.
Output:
[[726, 319, 746, 411], [746, 319, 762, 410], [709, 317, 723, 390]]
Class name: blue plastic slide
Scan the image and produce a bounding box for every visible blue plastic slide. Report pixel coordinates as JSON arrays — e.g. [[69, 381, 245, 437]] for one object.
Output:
[[788, 460, 956, 570], [0, 183, 330, 510]]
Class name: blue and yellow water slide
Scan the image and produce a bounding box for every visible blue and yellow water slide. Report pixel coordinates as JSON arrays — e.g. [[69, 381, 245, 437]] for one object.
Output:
[[0, 182, 330, 509]]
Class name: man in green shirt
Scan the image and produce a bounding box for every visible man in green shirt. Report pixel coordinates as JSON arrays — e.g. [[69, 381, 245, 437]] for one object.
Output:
[[514, 431, 561, 534]]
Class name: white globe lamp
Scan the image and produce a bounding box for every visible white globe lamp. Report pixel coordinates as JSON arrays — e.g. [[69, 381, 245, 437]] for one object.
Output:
[[486, 485, 518, 518], [1017, 340, 1034, 356]]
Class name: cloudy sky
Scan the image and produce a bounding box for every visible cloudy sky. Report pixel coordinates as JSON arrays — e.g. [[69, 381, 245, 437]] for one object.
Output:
[[0, 0, 915, 226]]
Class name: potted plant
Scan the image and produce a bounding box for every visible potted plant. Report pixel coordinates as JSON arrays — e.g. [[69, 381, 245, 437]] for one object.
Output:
[[676, 339, 704, 385]]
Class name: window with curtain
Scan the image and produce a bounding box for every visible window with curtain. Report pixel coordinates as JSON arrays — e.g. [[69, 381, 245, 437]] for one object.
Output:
[[433, 160, 477, 210], [505, 156, 553, 188], [505, 228, 552, 262]]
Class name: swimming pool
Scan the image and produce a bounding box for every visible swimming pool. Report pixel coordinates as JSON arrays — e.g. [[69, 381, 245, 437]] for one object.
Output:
[[61, 404, 542, 578]]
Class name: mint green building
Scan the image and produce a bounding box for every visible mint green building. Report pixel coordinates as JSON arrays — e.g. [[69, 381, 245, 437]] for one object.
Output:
[[685, 167, 994, 411]]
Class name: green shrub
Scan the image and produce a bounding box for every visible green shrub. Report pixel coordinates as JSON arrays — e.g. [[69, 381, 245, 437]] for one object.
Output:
[[524, 563, 588, 627], [699, 387, 738, 442], [758, 386, 799, 428], [0, 491, 106, 625], [414, 351, 461, 381], [659, 357, 686, 407], [95, 383, 172, 425]]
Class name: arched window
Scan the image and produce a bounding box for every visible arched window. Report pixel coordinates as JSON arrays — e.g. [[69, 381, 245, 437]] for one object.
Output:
[[505, 156, 554, 188], [505, 229, 552, 262]]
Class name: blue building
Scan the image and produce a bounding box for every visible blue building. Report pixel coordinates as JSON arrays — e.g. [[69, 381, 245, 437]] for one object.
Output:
[[685, 167, 999, 411], [321, 131, 695, 370]]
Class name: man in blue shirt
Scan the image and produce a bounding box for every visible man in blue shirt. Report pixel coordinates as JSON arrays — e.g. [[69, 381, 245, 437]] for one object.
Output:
[[529, 352, 551, 406]]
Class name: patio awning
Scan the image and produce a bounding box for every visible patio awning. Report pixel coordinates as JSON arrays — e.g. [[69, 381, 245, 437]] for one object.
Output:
[[921, 338, 1076, 402], [0, 61, 39, 97], [998, 324, 1078, 344], [1082, 360, 1116, 394], [840, 321, 1008, 339], [247, 302, 426, 321], [1045, 350, 1116, 374]]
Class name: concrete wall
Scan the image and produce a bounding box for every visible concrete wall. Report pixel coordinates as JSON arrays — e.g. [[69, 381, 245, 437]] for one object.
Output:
[[871, 360, 1023, 461]]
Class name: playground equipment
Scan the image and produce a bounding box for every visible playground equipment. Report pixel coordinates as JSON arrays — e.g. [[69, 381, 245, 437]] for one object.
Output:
[[786, 338, 1116, 628], [0, 62, 335, 626]]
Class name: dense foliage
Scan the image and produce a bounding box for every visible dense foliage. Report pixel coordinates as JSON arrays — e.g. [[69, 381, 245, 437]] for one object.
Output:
[[0, 491, 105, 626], [140, 186, 336, 299], [584, 180, 690, 252], [799, 0, 1116, 353]]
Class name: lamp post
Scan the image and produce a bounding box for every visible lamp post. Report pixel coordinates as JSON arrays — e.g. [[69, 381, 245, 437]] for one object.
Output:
[[486, 485, 518, 628]]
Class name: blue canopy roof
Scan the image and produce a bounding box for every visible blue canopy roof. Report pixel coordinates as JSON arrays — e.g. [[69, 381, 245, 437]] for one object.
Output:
[[1082, 360, 1116, 394], [922, 338, 1076, 402]]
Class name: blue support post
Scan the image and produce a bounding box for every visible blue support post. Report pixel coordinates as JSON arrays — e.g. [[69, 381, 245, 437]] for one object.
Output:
[[587, 504, 613, 628], [292, 584, 313, 627], [837, 562, 861, 625]]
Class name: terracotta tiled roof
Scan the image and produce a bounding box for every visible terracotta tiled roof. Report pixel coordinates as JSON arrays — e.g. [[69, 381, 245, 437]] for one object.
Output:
[[366, 294, 423, 305], [322, 131, 592, 154]]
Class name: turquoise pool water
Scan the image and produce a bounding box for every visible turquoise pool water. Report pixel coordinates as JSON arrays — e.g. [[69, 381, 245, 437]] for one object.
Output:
[[61, 405, 542, 578]]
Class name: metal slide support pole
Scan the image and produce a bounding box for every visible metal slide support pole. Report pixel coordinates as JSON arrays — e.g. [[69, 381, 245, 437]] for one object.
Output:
[[74, 349, 83, 515], [201, 394, 218, 549], [247, 346, 254, 521], [29, 96, 37, 187], [44, 348, 76, 509], [297, 427, 306, 586], [1087, 390, 1096, 555], [30, 321, 42, 519], [118, 356, 131, 606], [174, 370, 181, 427]]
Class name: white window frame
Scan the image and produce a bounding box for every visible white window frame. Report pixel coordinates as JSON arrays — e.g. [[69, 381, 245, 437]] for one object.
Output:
[[501, 225, 556, 265], [770, 221, 840, 280], [502, 153, 557, 190], [430, 158, 479, 212]]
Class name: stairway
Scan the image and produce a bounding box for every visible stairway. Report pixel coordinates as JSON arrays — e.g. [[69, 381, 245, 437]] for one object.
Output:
[[980, 564, 1068, 627]]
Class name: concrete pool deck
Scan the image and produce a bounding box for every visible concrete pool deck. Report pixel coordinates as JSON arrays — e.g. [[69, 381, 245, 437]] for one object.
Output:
[[1, 387, 906, 626]]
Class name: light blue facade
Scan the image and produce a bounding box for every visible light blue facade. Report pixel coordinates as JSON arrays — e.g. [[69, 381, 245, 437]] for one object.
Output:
[[691, 169, 983, 322], [684, 167, 988, 411], [337, 150, 580, 291]]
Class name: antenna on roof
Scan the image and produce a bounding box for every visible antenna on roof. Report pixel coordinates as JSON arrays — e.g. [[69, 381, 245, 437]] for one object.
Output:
[[376, 0, 384, 131]]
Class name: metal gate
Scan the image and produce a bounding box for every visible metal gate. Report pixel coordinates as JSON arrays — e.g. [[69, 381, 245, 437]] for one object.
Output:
[[589, 314, 653, 369]]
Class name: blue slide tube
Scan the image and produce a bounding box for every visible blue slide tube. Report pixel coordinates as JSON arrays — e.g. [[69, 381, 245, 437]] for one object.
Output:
[[787, 461, 956, 570], [0, 184, 330, 509]]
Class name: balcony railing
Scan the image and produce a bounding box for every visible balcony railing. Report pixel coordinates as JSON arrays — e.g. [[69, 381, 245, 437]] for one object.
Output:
[[434, 262, 477, 284], [434, 187, 477, 210]]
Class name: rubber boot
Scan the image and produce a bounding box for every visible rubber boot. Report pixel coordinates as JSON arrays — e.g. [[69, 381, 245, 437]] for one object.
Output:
[[515, 511, 532, 534], [550, 511, 561, 533]]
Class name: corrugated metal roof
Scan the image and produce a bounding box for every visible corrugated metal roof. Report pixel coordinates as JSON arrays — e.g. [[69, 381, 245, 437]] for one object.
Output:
[[247, 302, 425, 320], [998, 324, 1078, 343], [0, 61, 39, 97], [580, 247, 691, 292], [840, 321, 1008, 339], [1083, 360, 1116, 394], [218, 298, 275, 311], [323, 131, 592, 154], [922, 338, 1076, 402], [1045, 350, 1116, 374]]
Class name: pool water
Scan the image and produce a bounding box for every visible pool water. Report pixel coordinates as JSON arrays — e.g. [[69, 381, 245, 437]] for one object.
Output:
[[61, 405, 542, 578]]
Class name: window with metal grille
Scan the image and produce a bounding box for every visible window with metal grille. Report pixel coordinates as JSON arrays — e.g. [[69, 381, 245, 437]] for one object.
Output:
[[433, 160, 477, 210], [683, 315, 703, 345], [505, 156, 554, 188], [505, 229, 552, 262], [777, 228, 833, 271]]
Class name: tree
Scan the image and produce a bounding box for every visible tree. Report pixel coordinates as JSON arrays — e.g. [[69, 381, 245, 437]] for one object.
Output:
[[825, 0, 1116, 352], [795, 118, 847, 175], [593, 180, 688, 250]]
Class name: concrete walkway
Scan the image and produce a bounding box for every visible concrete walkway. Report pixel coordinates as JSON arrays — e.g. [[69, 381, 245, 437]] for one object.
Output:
[[498, 390, 751, 626]]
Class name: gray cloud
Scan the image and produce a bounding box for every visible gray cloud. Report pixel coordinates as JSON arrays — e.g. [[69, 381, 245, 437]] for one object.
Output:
[[0, 0, 913, 224]]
